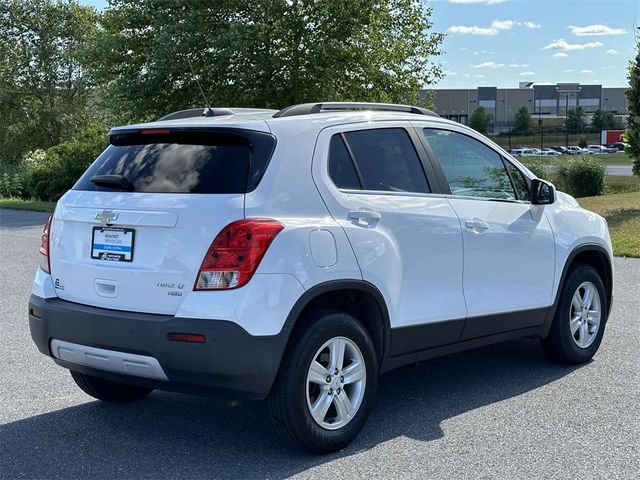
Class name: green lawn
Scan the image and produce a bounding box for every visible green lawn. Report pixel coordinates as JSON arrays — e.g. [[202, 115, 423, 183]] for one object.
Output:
[[579, 191, 640, 258], [0, 198, 56, 212]]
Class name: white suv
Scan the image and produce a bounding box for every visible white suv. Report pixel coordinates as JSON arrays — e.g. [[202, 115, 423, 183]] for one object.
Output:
[[29, 103, 613, 453]]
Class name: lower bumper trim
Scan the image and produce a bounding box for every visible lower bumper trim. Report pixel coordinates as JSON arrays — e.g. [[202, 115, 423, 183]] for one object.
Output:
[[51, 339, 169, 381]]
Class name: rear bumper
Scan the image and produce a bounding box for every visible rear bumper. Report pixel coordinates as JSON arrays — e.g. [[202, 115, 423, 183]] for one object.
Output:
[[28, 295, 291, 399]]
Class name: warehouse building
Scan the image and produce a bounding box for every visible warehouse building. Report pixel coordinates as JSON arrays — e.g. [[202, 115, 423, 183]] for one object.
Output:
[[429, 83, 628, 128]]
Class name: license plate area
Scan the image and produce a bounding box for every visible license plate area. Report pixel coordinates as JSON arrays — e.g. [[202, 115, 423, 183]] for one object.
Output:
[[91, 227, 135, 262]]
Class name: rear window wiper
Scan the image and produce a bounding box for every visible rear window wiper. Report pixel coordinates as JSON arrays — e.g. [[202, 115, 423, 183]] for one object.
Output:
[[90, 174, 134, 191]]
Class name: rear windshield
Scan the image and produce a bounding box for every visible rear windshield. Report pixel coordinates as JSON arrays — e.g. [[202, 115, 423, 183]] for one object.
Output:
[[74, 129, 275, 194]]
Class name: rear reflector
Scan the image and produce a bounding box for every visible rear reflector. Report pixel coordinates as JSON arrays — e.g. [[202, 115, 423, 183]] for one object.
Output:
[[194, 218, 284, 290], [168, 333, 207, 343], [38, 215, 52, 273]]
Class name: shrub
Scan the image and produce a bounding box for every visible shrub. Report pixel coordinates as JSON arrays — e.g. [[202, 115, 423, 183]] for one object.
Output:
[[556, 156, 606, 197], [519, 158, 549, 180], [0, 173, 23, 198], [26, 127, 108, 201]]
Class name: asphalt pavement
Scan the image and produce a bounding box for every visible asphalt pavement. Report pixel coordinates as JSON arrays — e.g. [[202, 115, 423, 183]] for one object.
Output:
[[1, 208, 639, 479]]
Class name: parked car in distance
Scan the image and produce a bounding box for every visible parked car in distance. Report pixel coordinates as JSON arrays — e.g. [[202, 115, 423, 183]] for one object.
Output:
[[28, 102, 614, 453], [550, 146, 569, 155], [566, 146, 588, 155], [604, 142, 627, 152], [541, 148, 562, 156], [585, 145, 617, 154]]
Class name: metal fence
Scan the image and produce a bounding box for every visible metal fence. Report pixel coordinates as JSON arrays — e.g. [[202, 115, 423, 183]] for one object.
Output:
[[487, 123, 627, 151]]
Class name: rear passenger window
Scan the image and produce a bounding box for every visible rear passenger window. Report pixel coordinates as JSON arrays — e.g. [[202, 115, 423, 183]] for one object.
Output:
[[340, 128, 429, 193], [328, 135, 361, 190]]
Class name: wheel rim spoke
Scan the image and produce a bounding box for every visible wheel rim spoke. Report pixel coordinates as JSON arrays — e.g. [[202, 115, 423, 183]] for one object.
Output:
[[333, 390, 353, 422], [582, 285, 594, 309], [310, 390, 333, 424], [342, 360, 365, 385], [329, 338, 346, 371], [572, 291, 583, 312], [569, 314, 582, 335], [308, 360, 329, 386]]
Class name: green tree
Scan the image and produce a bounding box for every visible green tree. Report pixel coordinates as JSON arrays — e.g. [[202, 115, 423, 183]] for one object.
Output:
[[565, 106, 586, 131], [626, 28, 640, 177], [591, 108, 615, 132], [469, 107, 492, 135], [512, 106, 532, 135], [0, 0, 98, 165], [88, 0, 444, 122]]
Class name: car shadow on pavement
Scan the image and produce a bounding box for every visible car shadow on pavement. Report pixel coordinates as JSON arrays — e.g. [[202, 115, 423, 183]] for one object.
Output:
[[0, 338, 581, 479]]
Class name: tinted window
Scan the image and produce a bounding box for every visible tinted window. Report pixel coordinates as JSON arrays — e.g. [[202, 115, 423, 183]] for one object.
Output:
[[343, 128, 429, 193], [423, 129, 516, 200], [328, 135, 361, 189], [74, 130, 275, 194], [504, 161, 529, 200]]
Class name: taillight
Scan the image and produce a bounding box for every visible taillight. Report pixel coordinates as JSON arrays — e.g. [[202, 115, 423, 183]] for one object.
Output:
[[194, 218, 284, 290], [38, 215, 52, 274]]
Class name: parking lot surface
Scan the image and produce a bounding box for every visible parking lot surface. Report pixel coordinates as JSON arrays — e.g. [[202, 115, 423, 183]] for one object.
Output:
[[1, 208, 639, 479]]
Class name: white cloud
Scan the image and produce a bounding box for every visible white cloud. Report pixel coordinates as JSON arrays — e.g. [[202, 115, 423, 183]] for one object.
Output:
[[448, 19, 541, 35], [519, 71, 535, 76], [474, 74, 486, 78], [570, 25, 627, 36], [552, 52, 568, 58], [606, 48, 620, 54], [472, 61, 504, 68], [444, 70, 459, 76], [562, 69, 573, 73], [491, 20, 515, 30], [463, 73, 471, 78], [542, 38, 604, 51], [449, 0, 507, 4], [447, 25, 498, 35], [508, 63, 530, 67], [579, 69, 593, 74]]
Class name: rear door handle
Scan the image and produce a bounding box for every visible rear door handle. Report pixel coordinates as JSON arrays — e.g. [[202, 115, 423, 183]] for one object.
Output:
[[464, 219, 489, 233], [349, 209, 382, 224]]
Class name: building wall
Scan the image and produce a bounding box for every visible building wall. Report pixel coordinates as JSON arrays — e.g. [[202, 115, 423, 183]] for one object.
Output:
[[429, 84, 628, 125]]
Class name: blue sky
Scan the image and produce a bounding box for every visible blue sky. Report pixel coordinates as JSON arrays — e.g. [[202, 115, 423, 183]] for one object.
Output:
[[82, 0, 637, 88]]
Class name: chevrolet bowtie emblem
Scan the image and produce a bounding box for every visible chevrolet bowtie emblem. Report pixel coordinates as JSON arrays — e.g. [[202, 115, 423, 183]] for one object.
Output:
[[95, 210, 119, 225]]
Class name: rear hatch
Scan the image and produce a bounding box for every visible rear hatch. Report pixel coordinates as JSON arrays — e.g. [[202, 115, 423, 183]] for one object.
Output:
[[49, 127, 275, 315]]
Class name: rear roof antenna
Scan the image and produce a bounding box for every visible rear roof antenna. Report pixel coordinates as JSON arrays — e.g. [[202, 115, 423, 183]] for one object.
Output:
[[186, 56, 214, 117]]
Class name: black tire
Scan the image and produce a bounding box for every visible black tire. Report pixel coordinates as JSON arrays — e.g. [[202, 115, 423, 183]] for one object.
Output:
[[542, 263, 608, 364], [268, 310, 378, 454], [70, 370, 153, 403]]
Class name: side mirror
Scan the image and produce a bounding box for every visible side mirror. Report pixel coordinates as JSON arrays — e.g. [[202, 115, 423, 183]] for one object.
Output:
[[531, 178, 556, 205]]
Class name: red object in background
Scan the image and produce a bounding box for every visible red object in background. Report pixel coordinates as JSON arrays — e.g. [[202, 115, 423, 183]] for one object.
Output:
[[601, 130, 625, 144]]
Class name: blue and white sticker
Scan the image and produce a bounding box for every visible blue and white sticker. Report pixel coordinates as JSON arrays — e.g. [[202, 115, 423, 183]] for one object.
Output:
[[91, 227, 135, 262]]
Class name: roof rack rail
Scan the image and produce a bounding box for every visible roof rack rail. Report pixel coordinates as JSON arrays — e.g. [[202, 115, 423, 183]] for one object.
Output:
[[272, 102, 439, 118], [157, 107, 277, 122]]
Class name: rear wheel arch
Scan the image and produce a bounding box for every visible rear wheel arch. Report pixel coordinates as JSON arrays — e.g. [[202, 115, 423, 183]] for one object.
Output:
[[282, 281, 391, 368]]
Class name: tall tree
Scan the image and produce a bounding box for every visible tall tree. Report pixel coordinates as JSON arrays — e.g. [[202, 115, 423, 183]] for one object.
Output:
[[591, 108, 615, 132], [512, 106, 532, 135], [0, 0, 98, 164], [626, 28, 640, 178], [469, 107, 492, 135], [88, 0, 444, 122], [565, 106, 585, 132]]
